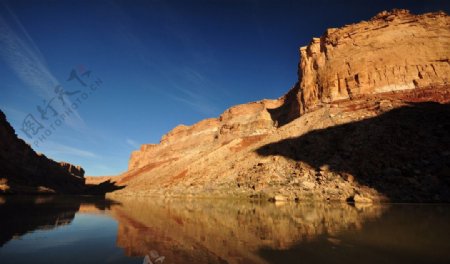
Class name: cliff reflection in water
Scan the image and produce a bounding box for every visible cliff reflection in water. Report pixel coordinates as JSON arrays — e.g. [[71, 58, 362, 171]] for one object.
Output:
[[0, 196, 117, 247], [109, 198, 385, 263], [1, 197, 449, 264]]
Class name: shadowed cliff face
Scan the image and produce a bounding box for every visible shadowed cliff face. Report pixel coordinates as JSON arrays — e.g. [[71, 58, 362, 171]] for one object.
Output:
[[0, 110, 124, 195], [266, 83, 301, 127], [257, 102, 450, 202], [0, 110, 85, 194]]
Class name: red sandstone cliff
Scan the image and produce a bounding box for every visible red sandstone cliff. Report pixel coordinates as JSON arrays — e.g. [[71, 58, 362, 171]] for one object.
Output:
[[109, 10, 450, 202], [297, 9, 449, 113], [0, 110, 85, 194]]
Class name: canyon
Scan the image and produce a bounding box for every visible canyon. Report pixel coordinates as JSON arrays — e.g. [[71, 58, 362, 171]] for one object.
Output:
[[0, 110, 86, 194], [1, 9, 448, 201], [1, 5, 450, 264], [102, 9, 450, 202]]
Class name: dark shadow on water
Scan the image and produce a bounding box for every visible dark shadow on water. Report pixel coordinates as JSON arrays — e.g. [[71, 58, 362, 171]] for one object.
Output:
[[257, 102, 450, 201], [0, 195, 118, 246], [84, 180, 126, 195]]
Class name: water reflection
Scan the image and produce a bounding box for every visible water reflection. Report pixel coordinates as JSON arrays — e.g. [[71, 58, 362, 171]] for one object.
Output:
[[110, 198, 385, 263], [0, 196, 72, 246], [259, 204, 450, 264], [0, 196, 449, 264]]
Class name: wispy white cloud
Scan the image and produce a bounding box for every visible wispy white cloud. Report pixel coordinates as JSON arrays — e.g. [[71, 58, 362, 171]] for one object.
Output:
[[0, 4, 86, 130], [0, 8, 56, 98], [41, 141, 98, 159], [163, 68, 220, 116], [167, 91, 218, 116], [109, 2, 222, 117], [126, 138, 140, 149], [0, 105, 26, 122]]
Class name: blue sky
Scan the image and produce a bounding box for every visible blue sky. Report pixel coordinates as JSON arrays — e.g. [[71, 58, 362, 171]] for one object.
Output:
[[1, 0, 449, 176]]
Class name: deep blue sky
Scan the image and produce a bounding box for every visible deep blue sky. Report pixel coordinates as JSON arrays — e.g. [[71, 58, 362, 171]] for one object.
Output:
[[1, 0, 449, 176]]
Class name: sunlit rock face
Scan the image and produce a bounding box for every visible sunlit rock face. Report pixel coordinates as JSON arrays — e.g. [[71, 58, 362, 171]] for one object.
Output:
[[59, 162, 85, 178], [298, 9, 450, 113], [111, 10, 450, 202], [110, 198, 385, 264], [0, 110, 85, 194], [127, 100, 280, 171]]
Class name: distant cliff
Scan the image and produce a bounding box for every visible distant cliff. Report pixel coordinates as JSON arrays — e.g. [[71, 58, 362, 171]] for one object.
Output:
[[0, 110, 85, 194], [110, 10, 450, 202]]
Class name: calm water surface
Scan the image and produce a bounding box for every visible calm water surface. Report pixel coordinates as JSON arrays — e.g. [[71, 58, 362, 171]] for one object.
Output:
[[0, 196, 449, 264]]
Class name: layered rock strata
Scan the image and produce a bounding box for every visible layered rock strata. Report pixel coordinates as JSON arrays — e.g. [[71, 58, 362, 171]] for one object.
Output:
[[297, 9, 449, 113], [109, 10, 450, 202]]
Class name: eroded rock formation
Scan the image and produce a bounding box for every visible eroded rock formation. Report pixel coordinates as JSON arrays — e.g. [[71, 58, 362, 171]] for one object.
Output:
[[109, 9, 450, 202], [128, 100, 279, 171], [297, 9, 449, 113], [0, 110, 85, 194]]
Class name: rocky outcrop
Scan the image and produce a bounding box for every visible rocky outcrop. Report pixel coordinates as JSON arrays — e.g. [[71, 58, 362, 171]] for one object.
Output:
[[297, 9, 449, 114], [127, 100, 280, 171], [59, 162, 85, 178], [0, 110, 85, 194], [109, 10, 450, 202]]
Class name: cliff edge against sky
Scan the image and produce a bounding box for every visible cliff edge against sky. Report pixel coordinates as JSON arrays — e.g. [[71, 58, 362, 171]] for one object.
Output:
[[0, 110, 85, 194], [101, 9, 449, 202]]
